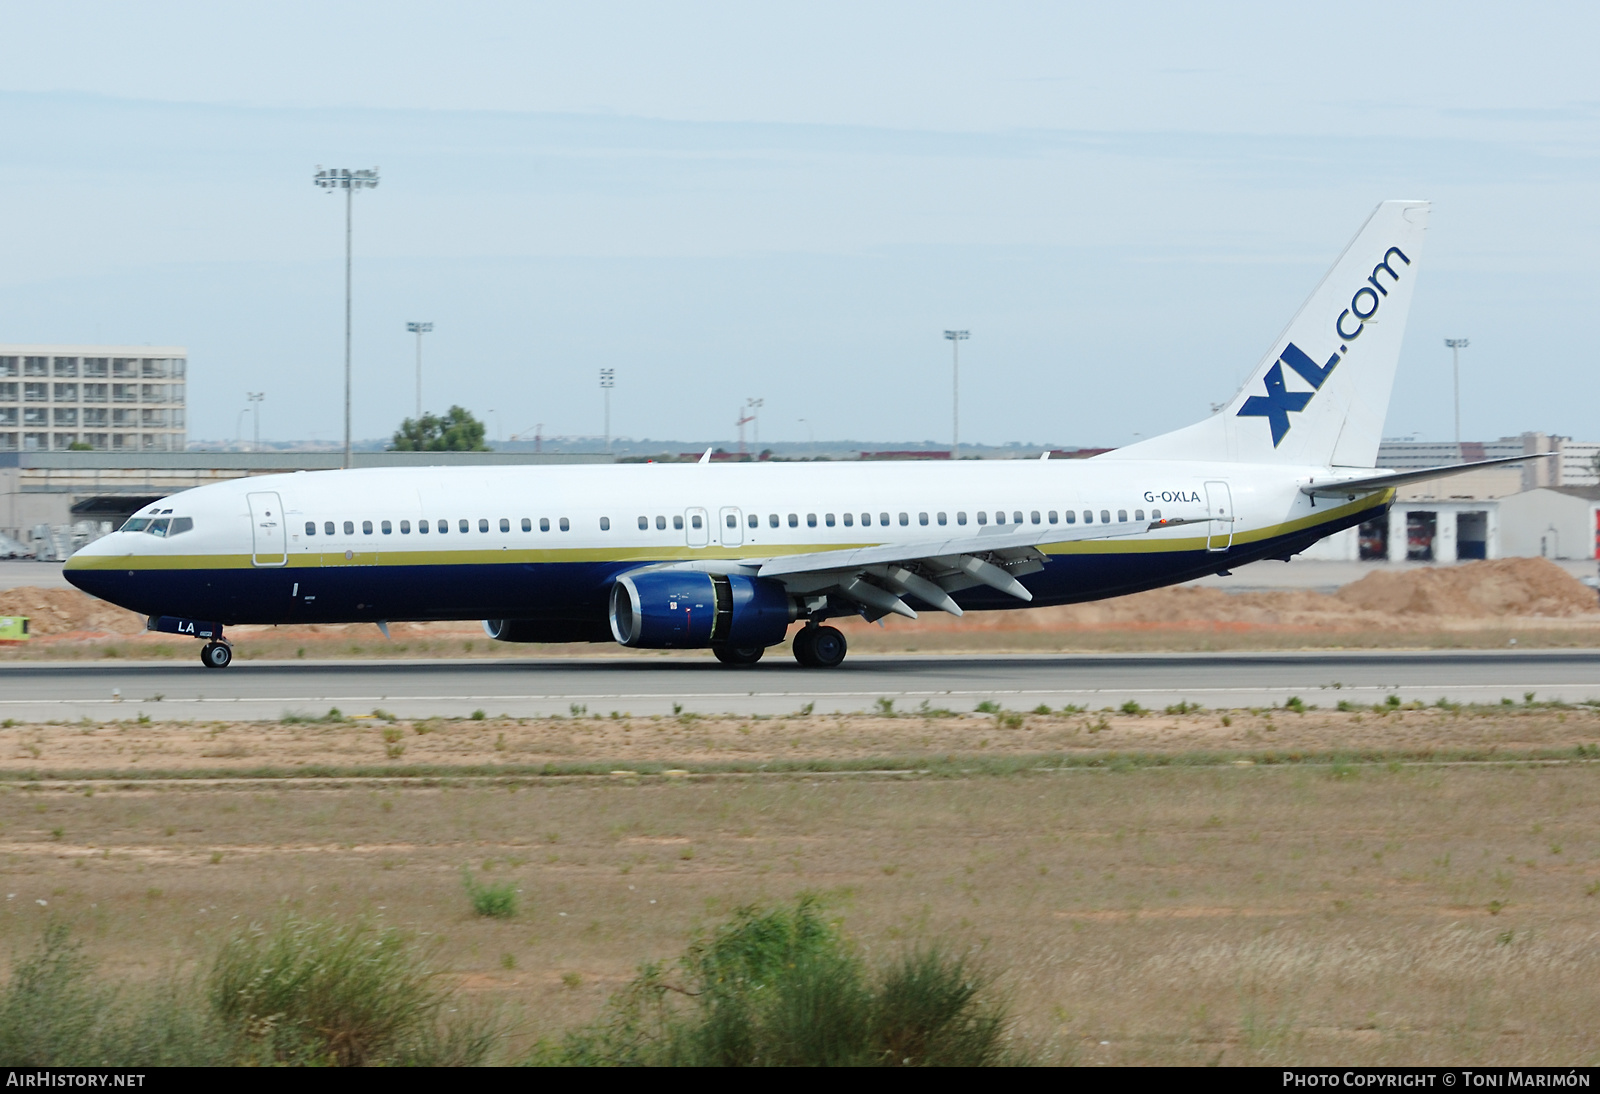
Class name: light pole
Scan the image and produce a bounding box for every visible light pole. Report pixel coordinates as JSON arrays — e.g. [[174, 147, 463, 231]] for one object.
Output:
[[247, 392, 264, 452], [313, 166, 380, 468], [1444, 338, 1469, 444], [944, 330, 969, 458], [407, 322, 432, 419], [747, 397, 763, 447], [599, 368, 615, 451]]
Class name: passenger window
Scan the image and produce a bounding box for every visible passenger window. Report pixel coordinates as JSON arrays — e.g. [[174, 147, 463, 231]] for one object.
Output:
[[600, 517, 611, 531], [956, 511, 967, 525], [324, 521, 335, 535], [344, 521, 355, 535], [726, 513, 737, 528], [304, 521, 315, 536], [788, 514, 798, 528], [769, 514, 779, 528], [418, 520, 429, 534], [898, 513, 908, 526], [400, 521, 410, 534], [1014, 511, 1023, 524], [688, 515, 699, 530], [169, 517, 193, 536], [437, 519, 447, 533], [1082, 511, 1093, 524], [1047, 510, 1057, 524], [673, 515, 684, 530], [1152, 509, 1161, 520], [381, 520, 392, 534], [1063, 510, 1076, 524], [363, 520, 373, 534], [147, 518, 170, 537], [919, 512, 928, 526], [638, 516, 648, 530], [825, 513, 835, 527], [657, 516, 667, 530], [560, 518, 571, 531], [1134, 509, 1145, 522], [1116, 509, 1127, 522], [1102, 510, 1112, 523], [994, 511, 1005, 525], [937, 512, 947, 526], [459, 519, 469, 533], [747, 513, 758, 528], [879, 512, 889, 526], [860, 513, 871, 526], [540, 518, 550, 532], [977, 511, 988, 525], [842, 512, 854, 526], [1030, 511, 1040, 525], [478, 519, 488, 533], [807, 513, 817, 527], [500, 518, 510, 532]]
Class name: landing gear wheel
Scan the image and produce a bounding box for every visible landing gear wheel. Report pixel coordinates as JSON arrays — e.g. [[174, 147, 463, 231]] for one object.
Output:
[[793, 625, 847, 668], [200, 642, 233, 669], [713, 645, 765, 666]]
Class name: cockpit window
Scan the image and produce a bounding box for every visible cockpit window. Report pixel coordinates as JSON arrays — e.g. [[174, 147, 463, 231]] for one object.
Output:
[[168, 517, 193, 536], [121, 518, 150, 533], [146, 518, 170, 537]]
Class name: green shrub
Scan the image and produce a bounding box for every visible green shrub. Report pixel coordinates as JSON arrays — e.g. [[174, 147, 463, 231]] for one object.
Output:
[[547, 897, 1016, 1066], [210, 919, 469, 1066], [463, 869, 518, 918]]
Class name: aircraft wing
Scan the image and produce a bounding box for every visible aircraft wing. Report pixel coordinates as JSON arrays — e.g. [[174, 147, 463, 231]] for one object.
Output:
[[743, 515, 1205, 619], [1300, 453, 1550, 499]]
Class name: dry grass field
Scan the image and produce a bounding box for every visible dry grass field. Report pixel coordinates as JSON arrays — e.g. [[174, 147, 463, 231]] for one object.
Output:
[[2, 706, 1598, 1065]]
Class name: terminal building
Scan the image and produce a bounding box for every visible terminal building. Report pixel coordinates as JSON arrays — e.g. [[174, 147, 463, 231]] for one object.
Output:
[[0, 344, 188, 454]]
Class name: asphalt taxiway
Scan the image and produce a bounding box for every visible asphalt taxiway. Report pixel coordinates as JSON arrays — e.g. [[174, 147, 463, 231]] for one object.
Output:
[[2, 649, 1598, 722]]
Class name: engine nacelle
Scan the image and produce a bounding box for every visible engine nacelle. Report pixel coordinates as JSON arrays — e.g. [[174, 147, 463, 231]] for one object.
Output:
[[609, 571, 793, 650]]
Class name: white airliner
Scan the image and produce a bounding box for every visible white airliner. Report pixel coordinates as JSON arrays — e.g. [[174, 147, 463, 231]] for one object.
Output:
[[64, 200, 1526, 669]]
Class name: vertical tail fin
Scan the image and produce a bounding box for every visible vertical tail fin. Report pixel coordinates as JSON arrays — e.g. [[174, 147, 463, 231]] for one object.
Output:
[[1106, 200, 1430, 468]]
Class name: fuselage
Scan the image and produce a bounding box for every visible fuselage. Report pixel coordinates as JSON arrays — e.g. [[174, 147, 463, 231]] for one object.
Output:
[[64, 458, 1386, 635]]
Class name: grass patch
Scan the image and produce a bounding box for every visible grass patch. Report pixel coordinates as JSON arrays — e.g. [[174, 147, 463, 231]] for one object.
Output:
[[463, 868, 518, 918], [545, 896, 1016, 1066]]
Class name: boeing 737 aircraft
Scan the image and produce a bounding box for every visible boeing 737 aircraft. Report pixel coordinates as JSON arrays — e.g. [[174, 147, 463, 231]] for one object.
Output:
[[64, 200, 1529, 669]]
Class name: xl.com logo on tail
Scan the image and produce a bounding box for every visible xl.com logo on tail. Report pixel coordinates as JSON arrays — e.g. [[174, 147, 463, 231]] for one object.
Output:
[[1237, 245, 1410, 446]]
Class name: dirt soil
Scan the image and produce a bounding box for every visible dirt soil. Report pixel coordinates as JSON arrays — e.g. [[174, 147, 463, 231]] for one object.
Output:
[[5, 557, 1600, 658], [3, 705, 1598, 776]]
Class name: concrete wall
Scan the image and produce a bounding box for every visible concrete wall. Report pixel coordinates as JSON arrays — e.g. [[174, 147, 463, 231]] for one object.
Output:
[[1497, 489, 1599, 560]]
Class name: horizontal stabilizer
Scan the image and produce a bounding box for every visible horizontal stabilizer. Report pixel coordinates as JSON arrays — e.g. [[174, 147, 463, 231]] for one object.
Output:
[[1300, 453, 1551, 499]]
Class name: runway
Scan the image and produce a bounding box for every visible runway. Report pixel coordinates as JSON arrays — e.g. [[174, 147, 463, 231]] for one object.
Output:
[[3, 649, 1599, 722]]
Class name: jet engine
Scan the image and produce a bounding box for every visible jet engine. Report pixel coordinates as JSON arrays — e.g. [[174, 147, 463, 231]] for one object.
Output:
[[609, 571, 793, 650]]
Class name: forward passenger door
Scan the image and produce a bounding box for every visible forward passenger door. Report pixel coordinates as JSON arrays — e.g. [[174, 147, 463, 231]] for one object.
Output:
[[247, 491, 288, 567]]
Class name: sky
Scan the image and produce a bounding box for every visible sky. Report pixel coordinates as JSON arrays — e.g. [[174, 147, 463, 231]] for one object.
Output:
[[0, 1, 1595, 448]]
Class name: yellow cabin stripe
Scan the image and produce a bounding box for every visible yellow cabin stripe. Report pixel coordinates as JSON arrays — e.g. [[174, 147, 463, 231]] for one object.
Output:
[[65, 492, 1386, 572]]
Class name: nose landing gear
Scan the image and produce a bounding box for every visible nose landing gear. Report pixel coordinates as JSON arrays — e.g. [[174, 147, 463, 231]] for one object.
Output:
[[200, 641, 233, 669]]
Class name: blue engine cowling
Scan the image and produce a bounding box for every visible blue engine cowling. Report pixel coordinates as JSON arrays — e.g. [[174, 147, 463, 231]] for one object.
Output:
[[609, 571, 793, 649]]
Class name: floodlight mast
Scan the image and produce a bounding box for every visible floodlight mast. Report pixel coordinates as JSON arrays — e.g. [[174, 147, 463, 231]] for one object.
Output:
[[247, 392, 264, 452], [599, 368, 615, 452], [944, 331, 969, 458], [1444, 338, 1469, 444], [313, 166, 380, 469], [407, 322, 433, 419]]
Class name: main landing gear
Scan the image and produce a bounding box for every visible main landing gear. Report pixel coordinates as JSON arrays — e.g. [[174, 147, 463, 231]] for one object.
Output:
[[791, 624, 847, 669], [200, 641, 233, 669], [712, 645, 765, 666]]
